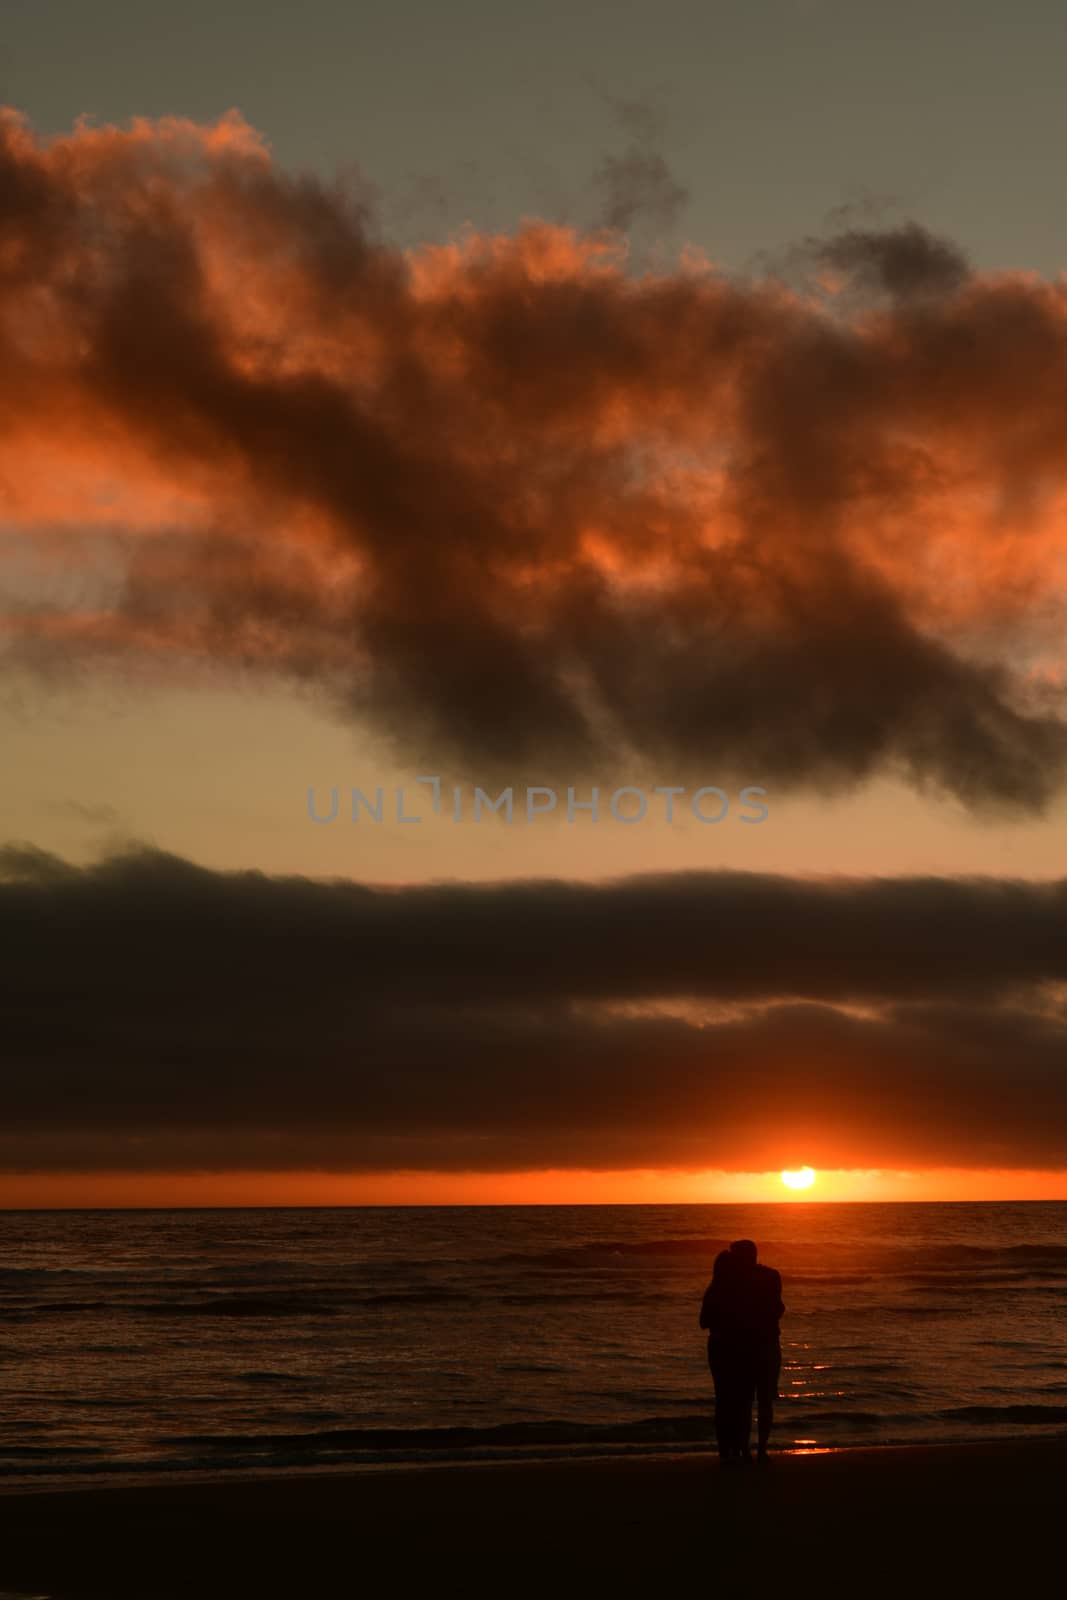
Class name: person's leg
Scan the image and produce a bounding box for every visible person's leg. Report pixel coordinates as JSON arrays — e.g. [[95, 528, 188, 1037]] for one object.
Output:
[[716, 1359, 746, 1462], [709, 1346, 732, 1463], [735, 1364, 755, 1462], [711, 1346, 750, 1465], [756, 1348, 781, 1458]]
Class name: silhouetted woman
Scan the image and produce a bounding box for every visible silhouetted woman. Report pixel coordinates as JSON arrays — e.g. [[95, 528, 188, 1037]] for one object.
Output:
[[699, 1249, 751, 1466]]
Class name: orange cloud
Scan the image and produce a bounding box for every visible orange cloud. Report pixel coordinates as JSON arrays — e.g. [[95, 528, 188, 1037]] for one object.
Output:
[[3, 110, 1067, 806]]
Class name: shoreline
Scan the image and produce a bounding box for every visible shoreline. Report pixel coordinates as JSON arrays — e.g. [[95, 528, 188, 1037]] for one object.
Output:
[[1, 1436, 1063, 1595], [1, 1424, 1065, 1497]]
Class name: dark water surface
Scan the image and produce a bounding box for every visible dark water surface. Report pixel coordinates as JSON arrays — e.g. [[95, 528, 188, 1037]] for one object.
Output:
[[1, 1203, 1066, 1483]]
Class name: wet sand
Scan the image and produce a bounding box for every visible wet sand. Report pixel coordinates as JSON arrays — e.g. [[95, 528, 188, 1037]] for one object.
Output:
[[0, 1439, 1062, 1597]]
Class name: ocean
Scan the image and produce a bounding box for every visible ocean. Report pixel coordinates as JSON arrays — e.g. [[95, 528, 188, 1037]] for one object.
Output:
[[1, 1202, 1066, 1484]]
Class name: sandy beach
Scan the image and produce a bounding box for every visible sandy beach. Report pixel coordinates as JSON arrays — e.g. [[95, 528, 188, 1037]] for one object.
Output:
[[0, 1439, 1062, 1597]]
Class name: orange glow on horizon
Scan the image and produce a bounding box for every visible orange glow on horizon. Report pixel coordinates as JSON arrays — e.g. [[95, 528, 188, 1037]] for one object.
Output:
[[1, 1166, 1067, 1208]]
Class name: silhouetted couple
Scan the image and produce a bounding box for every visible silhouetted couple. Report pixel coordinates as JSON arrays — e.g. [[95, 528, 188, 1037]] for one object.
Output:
[[699, 1239, 784, 1468]]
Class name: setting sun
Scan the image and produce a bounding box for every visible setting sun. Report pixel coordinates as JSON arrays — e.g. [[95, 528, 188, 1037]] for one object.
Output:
[[781, 1166, 817, 1191]]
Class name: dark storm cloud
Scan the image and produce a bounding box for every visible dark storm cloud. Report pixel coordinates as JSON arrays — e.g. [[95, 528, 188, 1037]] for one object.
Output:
[[3, 113, 1067, 811], [2, 844, 1065, 1172], [818, 222, 970, 300], [592, 146, 689, 232]]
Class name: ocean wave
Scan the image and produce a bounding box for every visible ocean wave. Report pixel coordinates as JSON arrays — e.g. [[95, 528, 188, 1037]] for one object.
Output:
[[355, 1288, 473, 1307], [497, 1362, 570, 1374], [160, 1405, 935, 1459], [138, 1293, 339, 1318], [0, 1444, 107, 1459], [235, 1370, 316, 1386], [780, 1274, 876, 1286], [164, 1416, 722, 1455], [0, 1266, 94, 1284], [938, 1404, 1067, 1424], [796, 1411, 883, 1426], [495, 1238, 730, 1269], [491, 1237, 1067, 1277]]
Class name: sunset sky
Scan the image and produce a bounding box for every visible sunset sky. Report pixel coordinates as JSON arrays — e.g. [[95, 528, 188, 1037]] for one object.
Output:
[[2, 1, 1066, 1204]]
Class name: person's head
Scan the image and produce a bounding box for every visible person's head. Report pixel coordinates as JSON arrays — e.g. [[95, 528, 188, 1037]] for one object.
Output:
[[711, 1248, 736, 1282], [730, 1239, 758, 1270]]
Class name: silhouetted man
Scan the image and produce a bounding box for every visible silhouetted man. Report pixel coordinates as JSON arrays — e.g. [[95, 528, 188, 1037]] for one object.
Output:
[[699, 1238, 784, 1466]]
